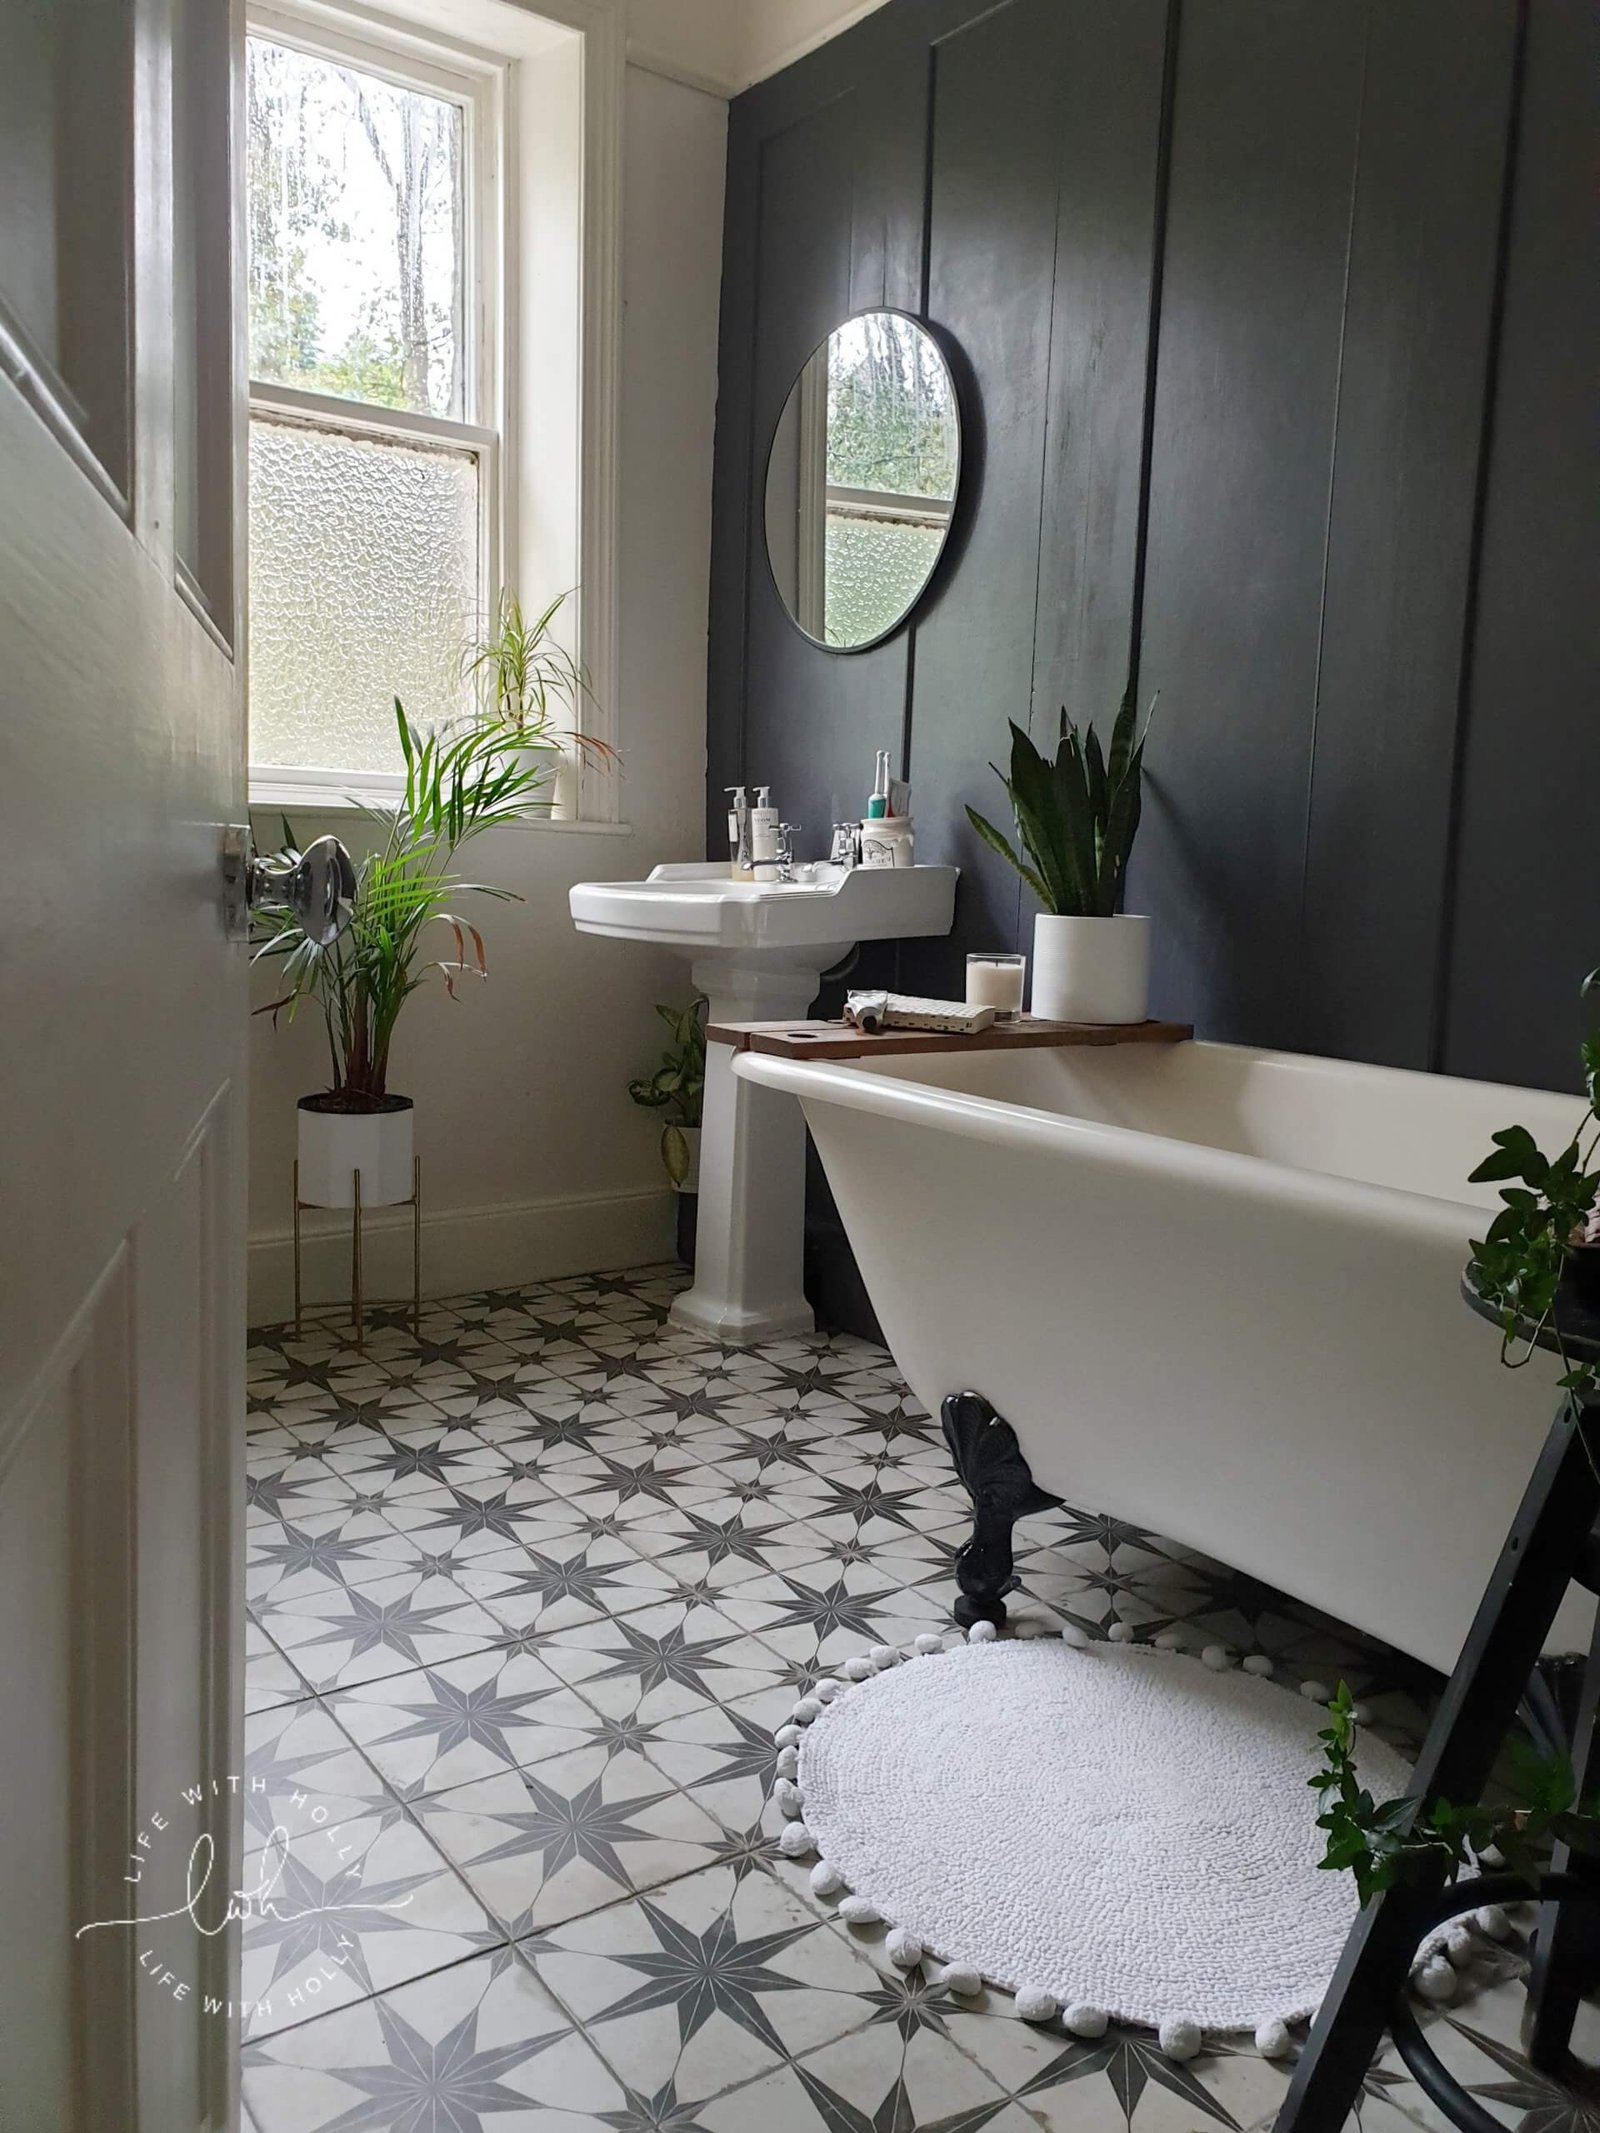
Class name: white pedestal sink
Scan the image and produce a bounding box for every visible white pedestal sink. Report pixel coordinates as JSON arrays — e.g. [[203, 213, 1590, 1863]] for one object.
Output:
[[570, 861, 958, 1342]]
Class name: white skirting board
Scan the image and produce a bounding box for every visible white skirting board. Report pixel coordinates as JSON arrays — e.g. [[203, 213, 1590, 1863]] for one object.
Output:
[[247, 1184, 676, 1326]]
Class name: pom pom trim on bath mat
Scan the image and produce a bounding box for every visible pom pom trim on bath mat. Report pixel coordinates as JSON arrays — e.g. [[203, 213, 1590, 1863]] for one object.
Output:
[[775, 1624, 1429, 2056]]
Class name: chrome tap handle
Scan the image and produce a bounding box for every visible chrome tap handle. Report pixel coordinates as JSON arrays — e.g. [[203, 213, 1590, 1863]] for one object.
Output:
[[774, 824, 801, 882]]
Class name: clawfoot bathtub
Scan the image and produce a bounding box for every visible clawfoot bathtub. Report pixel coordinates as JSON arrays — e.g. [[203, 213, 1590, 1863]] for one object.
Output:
[[733, 1038, 1590, 1673]]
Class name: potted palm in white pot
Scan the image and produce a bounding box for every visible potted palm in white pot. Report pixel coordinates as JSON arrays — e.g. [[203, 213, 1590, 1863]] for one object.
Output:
[[967, 685, 1156, 1023], [253, 701, 579, 1218]]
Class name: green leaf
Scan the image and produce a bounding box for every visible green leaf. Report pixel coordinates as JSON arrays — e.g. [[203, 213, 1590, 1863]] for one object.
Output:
[[662, 1122, 691, 1186], [965, 805, 1051, 908]]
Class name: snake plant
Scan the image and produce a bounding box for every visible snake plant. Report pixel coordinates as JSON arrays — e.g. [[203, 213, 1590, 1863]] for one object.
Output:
[[966, 684, 1155, 918]]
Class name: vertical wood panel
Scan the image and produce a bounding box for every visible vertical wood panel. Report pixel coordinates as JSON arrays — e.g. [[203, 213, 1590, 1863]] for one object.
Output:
[[1301, 0, 1519, 1067], [1132, 0, 1365, 1048], [1442, 0, 1600, 1092], [1029, 0, 1171, 736], [743, 94, 919, 860], [900, 0, 1068, 988]]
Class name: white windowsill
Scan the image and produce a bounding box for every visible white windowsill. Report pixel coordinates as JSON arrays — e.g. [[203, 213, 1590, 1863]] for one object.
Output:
[[249, 768, 635, 833]]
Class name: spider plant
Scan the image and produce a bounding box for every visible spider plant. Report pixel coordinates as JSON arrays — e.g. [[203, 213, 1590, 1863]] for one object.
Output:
[[966, 684, 1155, 917], [253, 701, 559, 1107], [463, 588, 584, 735]]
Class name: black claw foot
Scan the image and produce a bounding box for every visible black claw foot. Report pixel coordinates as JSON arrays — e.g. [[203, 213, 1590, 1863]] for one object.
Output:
[[941, 1391, 1061, 1631]]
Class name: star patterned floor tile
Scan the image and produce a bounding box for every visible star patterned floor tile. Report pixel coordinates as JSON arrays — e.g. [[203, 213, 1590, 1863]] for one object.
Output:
[[521, 1859, 898, 2110], [240, 1808, 502, 2039], [639, 1684, 798, 1838], [414, 1743, 726, 1932], [242, 1942, 626, 2131], [238, 1264, 1577, 2131], [254, 1570, 508, 1694], [327, 1645, 611, 1795], [245, 1504, 428, 1607], [458, 1531, 685, 1634], [244, 1695, 405, 1851], [530, 1599, 796, 1726], [246, 1616, 315, 1715], [695, 2020, 1041, 2133]]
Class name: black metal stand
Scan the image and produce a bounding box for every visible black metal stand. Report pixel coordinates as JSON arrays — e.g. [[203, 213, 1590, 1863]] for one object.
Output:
[[1277, 1275, 1600, 2132], [941, 1391, 1061, 1627]]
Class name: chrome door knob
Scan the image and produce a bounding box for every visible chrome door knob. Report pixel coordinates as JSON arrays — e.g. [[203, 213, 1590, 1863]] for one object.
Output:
[[222, 826, 356, 946]]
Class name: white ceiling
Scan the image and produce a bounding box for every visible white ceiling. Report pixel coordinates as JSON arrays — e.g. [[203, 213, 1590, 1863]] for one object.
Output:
[[624, 0, 892, 95]]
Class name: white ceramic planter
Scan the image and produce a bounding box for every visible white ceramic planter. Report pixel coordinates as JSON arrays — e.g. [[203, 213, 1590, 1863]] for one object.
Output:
[[297, 1097, 415, 1209], [508, 738, 575, 819], [1031, 913, 1151, 1024]]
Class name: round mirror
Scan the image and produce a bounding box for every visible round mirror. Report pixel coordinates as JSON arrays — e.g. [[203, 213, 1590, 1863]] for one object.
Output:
[[764, 309, 960, 652]]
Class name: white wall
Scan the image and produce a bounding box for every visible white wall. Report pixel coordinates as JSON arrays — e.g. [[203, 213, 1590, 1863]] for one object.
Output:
[[246, 66, 727, 1322]]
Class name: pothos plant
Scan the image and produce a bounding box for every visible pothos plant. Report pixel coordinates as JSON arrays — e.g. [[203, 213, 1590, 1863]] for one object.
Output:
[[1467, 965, 1600, 1399], [628, 999, 707, 1187], [1313, 968, 1600, 1901]]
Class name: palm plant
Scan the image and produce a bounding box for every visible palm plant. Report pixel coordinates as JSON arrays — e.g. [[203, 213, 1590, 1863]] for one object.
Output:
[[253, 701, 557, 1106], [966, 684, 1155, 917]]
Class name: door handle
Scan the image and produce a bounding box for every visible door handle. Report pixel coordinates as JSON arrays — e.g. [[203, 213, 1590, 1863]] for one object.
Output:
[[221, 825, 356, 946]]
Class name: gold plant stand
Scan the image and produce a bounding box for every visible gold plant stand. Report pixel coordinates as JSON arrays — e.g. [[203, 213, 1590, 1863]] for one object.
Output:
[[292, 1156, 421, 1350]]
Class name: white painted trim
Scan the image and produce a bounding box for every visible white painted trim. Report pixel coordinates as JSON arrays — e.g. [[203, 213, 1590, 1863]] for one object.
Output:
[[623, 42, 738, 101], [242, 0, 624, 823], [246, 764, 640, 823], [247, 1178, 675, 1321]]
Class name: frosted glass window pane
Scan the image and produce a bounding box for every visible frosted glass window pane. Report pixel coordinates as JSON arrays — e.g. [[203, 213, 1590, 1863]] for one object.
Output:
[[823, 515, 946, 648], [248, 416, 479, 775], [246, 38, 465, 418]]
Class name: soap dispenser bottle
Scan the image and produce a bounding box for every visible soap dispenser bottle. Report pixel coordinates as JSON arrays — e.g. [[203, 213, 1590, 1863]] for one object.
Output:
[[725, 787, 752, 879], [750, 786, 781, 878]]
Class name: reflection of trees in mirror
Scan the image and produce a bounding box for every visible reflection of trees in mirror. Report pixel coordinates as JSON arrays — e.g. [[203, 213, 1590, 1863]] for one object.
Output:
[[824, 313, 957, 500], [246, 37, 464, 418]]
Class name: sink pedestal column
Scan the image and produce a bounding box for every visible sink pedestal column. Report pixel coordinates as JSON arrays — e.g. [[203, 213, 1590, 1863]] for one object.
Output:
[[669, 956, 828, 1344]]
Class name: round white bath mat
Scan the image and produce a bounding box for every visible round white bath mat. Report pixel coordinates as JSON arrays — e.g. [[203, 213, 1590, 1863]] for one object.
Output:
[[797, 1639, 1412, 2031]]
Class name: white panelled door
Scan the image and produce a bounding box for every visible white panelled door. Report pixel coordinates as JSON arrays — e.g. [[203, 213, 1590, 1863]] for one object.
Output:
[[1, 1, 249, 2127]]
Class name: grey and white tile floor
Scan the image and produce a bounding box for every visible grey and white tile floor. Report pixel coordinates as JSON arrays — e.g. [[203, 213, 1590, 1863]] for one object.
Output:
[[242, 1264, 1592, 2133]]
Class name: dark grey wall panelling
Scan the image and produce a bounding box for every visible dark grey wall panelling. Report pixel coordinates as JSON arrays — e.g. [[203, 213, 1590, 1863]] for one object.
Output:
[[708, 0, 1597, 1318], [1440, 0, 1600, 1093]]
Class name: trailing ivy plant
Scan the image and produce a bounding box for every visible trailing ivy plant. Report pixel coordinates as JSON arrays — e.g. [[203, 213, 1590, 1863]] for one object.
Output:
[[1312, 1682, 1600, 1904], [966, 683, 1155, 919], [1466, 966, 1600, 1398]]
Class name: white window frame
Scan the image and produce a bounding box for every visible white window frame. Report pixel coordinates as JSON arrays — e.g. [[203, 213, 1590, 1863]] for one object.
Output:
[[244, 0, 624, 824]]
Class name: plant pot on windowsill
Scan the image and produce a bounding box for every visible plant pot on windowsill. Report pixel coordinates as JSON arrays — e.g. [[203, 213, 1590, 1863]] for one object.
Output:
[[297, 1092, 415, 1210], [1031, 912, 1151, 1025]]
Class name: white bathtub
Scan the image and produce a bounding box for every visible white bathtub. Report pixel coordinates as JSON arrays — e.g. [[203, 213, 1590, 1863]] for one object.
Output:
[[734, 1038, 1589, 1673]]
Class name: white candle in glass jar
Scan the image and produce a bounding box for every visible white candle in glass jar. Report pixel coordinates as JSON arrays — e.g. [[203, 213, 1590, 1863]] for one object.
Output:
[[966, 953, 1026, 1017]]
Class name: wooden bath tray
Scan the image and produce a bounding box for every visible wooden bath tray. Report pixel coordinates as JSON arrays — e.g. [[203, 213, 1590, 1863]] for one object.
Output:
[[706, 1014, 1192, 1061]]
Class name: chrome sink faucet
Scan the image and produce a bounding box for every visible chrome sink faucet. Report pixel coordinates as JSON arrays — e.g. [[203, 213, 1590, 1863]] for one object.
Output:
[[773, 824, 801, 882]]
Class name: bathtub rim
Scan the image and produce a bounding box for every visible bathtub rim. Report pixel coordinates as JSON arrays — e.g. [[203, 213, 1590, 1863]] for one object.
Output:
[[732, 1037, 1580, 1253]]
